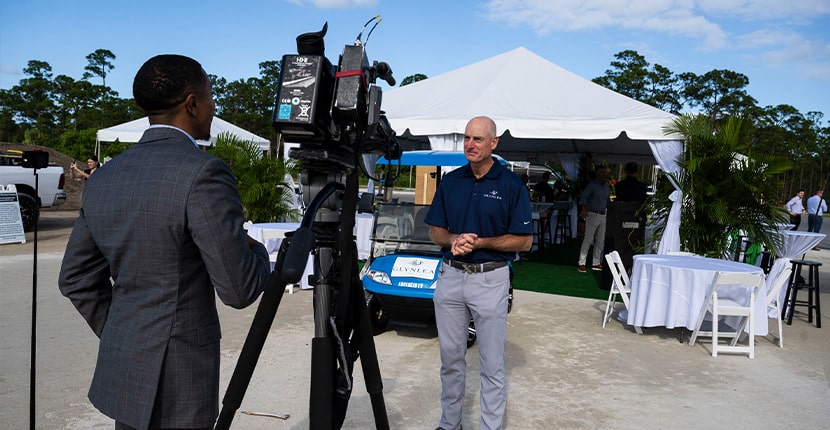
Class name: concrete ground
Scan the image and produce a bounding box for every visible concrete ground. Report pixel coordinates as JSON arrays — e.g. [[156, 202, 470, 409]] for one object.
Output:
[[1, 211, 829, 429]]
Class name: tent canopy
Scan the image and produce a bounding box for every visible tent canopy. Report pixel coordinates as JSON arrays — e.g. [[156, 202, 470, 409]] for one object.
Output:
[[96, 116, 271, 151], [382, 47, 680, 164]]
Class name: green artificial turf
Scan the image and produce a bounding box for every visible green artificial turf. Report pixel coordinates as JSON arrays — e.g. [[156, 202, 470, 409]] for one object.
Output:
[[511, 239, 610, 300]]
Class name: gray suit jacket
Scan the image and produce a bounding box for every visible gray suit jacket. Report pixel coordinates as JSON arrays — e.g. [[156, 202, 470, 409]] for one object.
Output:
[[59, 127, 271, 429]]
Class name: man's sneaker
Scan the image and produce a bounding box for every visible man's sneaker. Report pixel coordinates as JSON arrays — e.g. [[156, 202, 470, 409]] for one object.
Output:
[[578, 265, 587, 273], [592, 264, 602, 271]]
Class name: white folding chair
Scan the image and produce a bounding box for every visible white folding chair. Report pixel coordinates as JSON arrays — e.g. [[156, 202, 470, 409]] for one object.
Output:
[[765, 266, 793, 348], [602, 251, 642, 334], [688, 271, 766, 358]]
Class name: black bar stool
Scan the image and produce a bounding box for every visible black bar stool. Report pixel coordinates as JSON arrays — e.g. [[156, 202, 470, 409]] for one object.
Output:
[[533, 208, 552, 253], [782, 259, 822, 328], [553, 207, 571, 244]]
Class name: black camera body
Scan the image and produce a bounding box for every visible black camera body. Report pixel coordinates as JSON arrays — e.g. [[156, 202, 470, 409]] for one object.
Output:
[[272, 23, 399, 171], [22, 150, 49, 169]]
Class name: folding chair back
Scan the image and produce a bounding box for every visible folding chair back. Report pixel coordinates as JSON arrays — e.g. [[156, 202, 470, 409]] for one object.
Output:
[[688, 271, 766, 358], [602, 251, 641, 334]]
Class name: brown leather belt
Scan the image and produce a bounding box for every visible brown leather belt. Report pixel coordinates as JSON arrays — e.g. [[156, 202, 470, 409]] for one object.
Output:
[[443, 257, 507, 274]]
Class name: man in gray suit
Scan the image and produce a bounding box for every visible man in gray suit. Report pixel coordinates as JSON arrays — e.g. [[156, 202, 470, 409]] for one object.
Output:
[[59, 54, 272, 430]]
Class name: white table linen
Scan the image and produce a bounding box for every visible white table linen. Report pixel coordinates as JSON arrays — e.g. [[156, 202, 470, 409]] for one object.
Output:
[[767, 231, 825, 316], [246, 215, 375, 289], [246, 222, 313, 290], [626, 254, 767, 335]]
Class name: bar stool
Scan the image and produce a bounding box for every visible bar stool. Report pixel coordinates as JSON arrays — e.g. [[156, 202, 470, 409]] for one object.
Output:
[[782, 259, 822, 328], [553, 207, 572, 244], [533, 208, 553, 252]]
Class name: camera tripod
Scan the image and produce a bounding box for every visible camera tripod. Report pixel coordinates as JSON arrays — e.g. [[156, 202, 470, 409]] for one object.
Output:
[[215, 167, 389, 430]]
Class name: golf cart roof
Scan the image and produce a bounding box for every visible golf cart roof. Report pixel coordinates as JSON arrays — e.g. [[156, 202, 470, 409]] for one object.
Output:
[[377, 150, 510, 167]]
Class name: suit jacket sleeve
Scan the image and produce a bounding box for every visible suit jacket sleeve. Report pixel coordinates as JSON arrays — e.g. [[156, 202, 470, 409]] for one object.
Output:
[[58, 209, 113, 337], [187, 157, 270, 308]]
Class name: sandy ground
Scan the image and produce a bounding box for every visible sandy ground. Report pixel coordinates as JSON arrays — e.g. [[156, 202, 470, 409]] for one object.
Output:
[[1, 211, 829, 429]]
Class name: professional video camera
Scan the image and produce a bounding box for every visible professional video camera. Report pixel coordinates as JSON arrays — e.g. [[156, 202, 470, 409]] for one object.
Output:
[[216, 19, 395, 430], [272, 20, 400, 172]]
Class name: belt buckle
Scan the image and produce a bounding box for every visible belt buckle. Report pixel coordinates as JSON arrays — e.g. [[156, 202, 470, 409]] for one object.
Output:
[[462, 262, 475, 274]]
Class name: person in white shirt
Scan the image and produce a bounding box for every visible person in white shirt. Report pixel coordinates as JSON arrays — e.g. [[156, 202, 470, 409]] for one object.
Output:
[[786, 189, 806, 230]]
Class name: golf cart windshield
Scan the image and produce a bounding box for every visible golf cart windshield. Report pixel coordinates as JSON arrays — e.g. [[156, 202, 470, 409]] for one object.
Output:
[[371, 202, 441, 258]]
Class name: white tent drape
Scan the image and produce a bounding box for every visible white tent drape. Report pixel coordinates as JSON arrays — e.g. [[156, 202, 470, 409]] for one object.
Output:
[[648, 140, 684, 254], [363, 153, 381, 195], [429, 134, 464, 151]]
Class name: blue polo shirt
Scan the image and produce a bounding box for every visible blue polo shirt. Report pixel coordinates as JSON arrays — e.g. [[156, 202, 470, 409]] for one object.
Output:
[[425, 158, 533, 263]]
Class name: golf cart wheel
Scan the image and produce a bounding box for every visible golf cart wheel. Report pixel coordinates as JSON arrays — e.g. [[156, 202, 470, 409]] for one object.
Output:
[[466, 319, 477, 348], [365, 292, 390, 335]]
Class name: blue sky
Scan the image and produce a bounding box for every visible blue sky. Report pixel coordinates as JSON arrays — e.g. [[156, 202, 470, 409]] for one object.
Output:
[[2, 0, 829, 122]]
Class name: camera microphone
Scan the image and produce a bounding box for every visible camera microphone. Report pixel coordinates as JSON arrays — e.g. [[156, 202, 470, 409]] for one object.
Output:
[[375, 62, 395, 86]]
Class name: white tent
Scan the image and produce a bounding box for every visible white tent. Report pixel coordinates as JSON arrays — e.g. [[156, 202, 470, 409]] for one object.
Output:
[[96, 116, 271, 152], [383, 47, 680, 163], [382, 47, 684, 253]]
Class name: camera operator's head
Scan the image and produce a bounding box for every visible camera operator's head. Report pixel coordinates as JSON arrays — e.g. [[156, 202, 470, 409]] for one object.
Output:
[[133, 54, 215, 141]]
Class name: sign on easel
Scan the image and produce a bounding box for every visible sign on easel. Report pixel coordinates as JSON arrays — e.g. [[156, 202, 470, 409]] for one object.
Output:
[[0, 184, 26, 244]]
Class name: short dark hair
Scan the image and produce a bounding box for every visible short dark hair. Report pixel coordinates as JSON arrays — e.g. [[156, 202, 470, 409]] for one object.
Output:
[[133, 54, 207, 115], [625, 162, 638, 173], [88, 155, 99, 162]]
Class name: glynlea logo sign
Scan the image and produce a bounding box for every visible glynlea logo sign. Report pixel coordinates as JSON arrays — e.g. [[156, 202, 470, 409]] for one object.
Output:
[[484, 190, 502, 200], [391, 257, 440, 280]]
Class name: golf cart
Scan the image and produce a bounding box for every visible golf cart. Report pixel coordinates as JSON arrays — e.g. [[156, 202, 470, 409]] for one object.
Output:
[[360, 151, 515, 347]]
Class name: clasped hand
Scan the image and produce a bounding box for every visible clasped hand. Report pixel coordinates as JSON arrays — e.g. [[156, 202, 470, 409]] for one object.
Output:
[[451, 233, 477, 256]]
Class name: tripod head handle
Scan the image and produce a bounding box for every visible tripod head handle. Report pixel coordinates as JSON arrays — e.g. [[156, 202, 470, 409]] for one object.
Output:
[[281, 227, 315, 284]]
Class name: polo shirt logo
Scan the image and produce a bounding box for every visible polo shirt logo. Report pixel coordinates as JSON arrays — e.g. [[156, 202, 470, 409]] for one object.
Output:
[[484, 190, 503, 200]]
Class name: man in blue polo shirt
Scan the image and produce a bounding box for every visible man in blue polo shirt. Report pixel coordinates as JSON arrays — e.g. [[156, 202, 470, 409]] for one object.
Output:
[[425, 116, 533, 430]]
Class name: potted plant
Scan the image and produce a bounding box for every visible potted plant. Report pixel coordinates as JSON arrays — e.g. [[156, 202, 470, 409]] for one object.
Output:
[[644, 114, 790, 259]]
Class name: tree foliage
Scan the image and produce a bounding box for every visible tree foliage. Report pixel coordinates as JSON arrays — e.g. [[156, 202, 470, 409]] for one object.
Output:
[[0, 47, 827, 207], [400, 73, 428, 87], [646, 114, 790, 258], [207, 132, 300, 223]]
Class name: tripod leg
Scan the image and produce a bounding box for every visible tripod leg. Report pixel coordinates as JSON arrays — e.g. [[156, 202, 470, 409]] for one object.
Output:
[[310, 247, 336, 430], [215, 269, 289, 430], [352, 269, 390, 430]]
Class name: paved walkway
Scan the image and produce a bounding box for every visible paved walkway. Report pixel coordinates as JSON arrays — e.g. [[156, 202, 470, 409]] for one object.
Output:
[[1, 212, 829, 429]]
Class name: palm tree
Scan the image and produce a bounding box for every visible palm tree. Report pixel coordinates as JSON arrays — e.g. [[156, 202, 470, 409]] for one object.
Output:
[[208, 132, 300, 223], [646, 114, 790, 258]]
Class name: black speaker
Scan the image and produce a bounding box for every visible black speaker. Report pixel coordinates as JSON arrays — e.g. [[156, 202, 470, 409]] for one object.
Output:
[[22, 150, 49, 169], [600, 201, 645, 290]]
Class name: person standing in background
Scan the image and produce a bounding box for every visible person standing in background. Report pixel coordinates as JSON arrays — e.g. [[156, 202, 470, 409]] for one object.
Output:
[[532, 171, 555, 202], [577, 165, 611, 273], [613, 162, 648, 203], [807, 189, 827, 235], [786, 189, 806, 230], [426, 116, 532, 430], [58, 54, 271, 430], [70, 155, 101, 180]]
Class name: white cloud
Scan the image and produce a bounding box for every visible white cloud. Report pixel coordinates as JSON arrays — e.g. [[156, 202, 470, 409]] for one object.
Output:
[[284, 0, 377, 8], [737, 29, 830, 82], [483, 0, 727, 48], [482, 0, 828, 51], [0, 65, 21, 76], [696, 0, 830, 21]]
